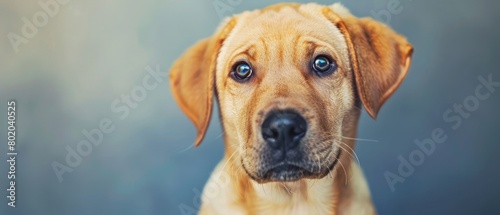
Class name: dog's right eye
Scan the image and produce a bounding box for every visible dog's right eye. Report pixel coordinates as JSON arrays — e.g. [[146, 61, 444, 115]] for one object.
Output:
[[231, 62, 253, 82]]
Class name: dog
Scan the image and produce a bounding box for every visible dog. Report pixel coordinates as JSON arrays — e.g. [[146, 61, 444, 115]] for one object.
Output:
[[169, 2, 413, 214]]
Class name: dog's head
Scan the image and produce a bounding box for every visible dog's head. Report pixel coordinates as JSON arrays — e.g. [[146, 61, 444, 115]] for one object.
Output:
[[170, 3, 412, 183]]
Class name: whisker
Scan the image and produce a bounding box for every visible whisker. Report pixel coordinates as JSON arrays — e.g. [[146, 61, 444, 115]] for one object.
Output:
[[324, 146, 335, 180], [340, 135, 379, 143], [281, 182, 292, 195], [318, 131, 379, 143], [178, 144, 195, 153], [214, 131, 225, 140], [218, 145, 241, 178], [309, 178, 318, 189], [315, 154, 322, 174], [338, 143, 361, 166], [309, 154, 322, 189]]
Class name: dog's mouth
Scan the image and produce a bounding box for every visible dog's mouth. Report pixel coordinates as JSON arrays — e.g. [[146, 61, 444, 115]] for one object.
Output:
[[263, 163, 313, 182], [244, 150, 342, 183]]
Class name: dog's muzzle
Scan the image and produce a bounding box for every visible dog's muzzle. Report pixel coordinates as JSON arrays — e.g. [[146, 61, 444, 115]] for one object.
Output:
[[259, 110, 310, 181]]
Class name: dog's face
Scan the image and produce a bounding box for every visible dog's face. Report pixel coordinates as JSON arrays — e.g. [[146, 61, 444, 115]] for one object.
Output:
[[170, 3, 413, 183], [215, 5, 355, 182]]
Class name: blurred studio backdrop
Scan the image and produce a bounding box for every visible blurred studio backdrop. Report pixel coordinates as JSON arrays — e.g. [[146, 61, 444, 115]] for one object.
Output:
[[1, 0, 499, 214]]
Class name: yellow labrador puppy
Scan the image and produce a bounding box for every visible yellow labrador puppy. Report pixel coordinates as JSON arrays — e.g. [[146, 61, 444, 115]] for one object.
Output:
[[170, 2, 412, 215]]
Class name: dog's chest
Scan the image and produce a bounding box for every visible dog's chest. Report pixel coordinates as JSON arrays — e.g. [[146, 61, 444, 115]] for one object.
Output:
[[256, 200, 333, 215], [252, 180, 335, 215]]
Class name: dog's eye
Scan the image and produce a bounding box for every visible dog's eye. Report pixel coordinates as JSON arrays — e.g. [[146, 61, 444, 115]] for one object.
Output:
[[312, 55, 337, 76], [231, 62, 253, 81]]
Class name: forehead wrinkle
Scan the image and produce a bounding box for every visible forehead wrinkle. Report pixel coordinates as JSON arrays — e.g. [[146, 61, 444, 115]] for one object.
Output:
[[278, 39, 284, 65], [301, 36, 337, 54], [292, 34, 301, 68], [230, 43, 257, 61], [293, 40, 316, 80], [260, 36, 269, 63], [240, 46, 256, 62]]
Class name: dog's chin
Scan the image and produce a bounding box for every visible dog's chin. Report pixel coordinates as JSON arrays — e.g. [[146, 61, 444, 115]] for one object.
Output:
[[244, 150, 342, 183], [264, 164, 312, 182]]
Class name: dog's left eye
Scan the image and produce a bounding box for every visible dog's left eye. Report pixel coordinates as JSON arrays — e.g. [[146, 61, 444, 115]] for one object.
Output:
[[231, 62, 253, 82], [312, 55, 337, 76]]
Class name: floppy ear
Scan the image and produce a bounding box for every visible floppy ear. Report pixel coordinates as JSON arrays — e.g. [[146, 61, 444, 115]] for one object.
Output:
[[169, 18, 236, 147], [323, 8, 413, 119]]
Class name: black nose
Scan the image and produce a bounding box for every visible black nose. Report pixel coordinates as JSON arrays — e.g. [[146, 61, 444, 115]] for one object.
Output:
[[261, 110, 307, 149]]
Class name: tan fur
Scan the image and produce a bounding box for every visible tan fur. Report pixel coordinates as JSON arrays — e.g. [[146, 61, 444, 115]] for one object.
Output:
[[170, 3, 413, 214]]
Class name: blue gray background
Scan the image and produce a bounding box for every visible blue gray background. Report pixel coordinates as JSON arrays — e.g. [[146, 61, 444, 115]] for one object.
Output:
[[1, 0, 499, 214]]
